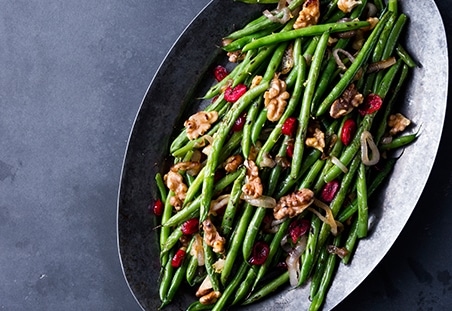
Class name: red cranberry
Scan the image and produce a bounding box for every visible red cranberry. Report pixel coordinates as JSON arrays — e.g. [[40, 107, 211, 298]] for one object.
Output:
[[321, 180, 340, 203], [152, 199, 163, 216], [286, 143, 294, 158], [224, 84, 247, 103], [282, 117, 297, 137], [214, 65, 228, 82], [171, 248, 186, 268], [288, 219, 310, 243], [341, 118, 357, 146], [181, 218, 199, 235], [358, 93, 383, 116], [249, 241, 270, 265], [232, 113, 246, 132]]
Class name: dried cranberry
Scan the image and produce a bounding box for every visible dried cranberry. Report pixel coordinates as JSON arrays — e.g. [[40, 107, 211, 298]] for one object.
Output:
[[341, 118, 357, 146], [286, 143, 294, 158], [358, 93, 383, 116], [214, 65, 228, 82], [232, 113, 246, 132], [321, 180, 340, 203], [224, 84, 247, 103], [171, 248, 186, 268], [249, 241, 270, 265], [282, 117, 297, 137], [288, 219, 310, 243], [181, 218, 199, 235], [152, 199, 163, 216]]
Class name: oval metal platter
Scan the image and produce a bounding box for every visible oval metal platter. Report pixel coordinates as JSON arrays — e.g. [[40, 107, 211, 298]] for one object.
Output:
[[117, 1, 448, 310]]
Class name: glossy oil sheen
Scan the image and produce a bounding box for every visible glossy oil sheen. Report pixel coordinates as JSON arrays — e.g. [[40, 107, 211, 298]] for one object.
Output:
[[117, 1, 448, 310]]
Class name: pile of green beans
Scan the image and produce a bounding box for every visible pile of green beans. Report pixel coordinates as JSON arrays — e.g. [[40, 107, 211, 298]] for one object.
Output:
[[154, 0, 418, 310]]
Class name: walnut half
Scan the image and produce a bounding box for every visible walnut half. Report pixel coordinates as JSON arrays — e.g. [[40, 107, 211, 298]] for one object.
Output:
[[202, 217, 226, 254], [294, 0, 320, 29], [329, 83, 363, 119], [264, 75, 290, 122], [184, 111, 218, 140], [388, 113, 411, 136], [273, 188, 315, 220]]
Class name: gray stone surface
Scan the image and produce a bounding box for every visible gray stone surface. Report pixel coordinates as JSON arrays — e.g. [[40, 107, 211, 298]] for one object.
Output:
[[1, 0, 452, 310]]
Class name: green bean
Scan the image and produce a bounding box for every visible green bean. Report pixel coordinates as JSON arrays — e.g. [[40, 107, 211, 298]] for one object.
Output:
[[357, 162, 369, 238], [311, 38, 350, 112], [162, 240, 193, 307], [342, 216, 359, 264], [242, 271, 289, 305], [298, 214, 322, 286], [388, 0, 398, 15], [232, 265, 259, 305], [161, 223, 183, 254], [242, 206, 267, 261], [211, 261, 249, 311], [315, 11, 392, 117], [225, 0, 305, 40], [251, 107, 268, 145], [220, 166, 246, 238], [186, 251, 199, 286], [374, 14, 407, 89], [321, 0, 339, 22], [160, 191, 175, 251], [159, 249, 175, 302], [309, 238, 329, 298], [291, 31, 330, 179], [223, 24, 282, 52], [309, 235, 341, 311], [203, 240, 220, 292], [371, 13, 397, 63], [374, 0, 384, 11], [337, 158, 396, 223], [155, 173, 167, 205], [242, 98, 262, 159], [186, 301, 212, 311], [380, 133, 418, 150], [267, 136, 291, 196], [242, 21, 370, 52], [396, 43, 418, 68], [221, 203, 254, 285]]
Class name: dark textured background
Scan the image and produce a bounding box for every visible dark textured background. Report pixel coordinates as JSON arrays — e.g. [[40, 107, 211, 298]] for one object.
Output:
[[0, 1, 450, 310]]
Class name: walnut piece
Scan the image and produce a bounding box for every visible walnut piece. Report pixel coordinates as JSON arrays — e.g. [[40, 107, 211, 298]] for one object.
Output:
[[171, 161, 202, 176], [184, 111, 218, 140], [388, 113, 411, 136], [250, 75, 263, 89], [264, 75, 290, 122], [242, 160, 263, 198], [202, 217, 226, 254], [329, 83, 364, 119], [273, 188, 315, 220], [227, 51, 244, 63], [294, 0, 320, 29], [306, 127, 325, 152], [164, 170, 187, 210], [337, 0, 362, 13], [223, 154, 243, 173]]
